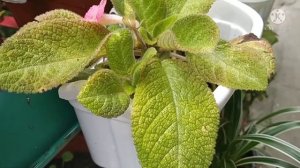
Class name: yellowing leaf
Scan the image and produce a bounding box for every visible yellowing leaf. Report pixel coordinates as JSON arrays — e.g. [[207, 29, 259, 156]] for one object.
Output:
[[157, 15, 219, 53], [132, 58, 219, 167], [188, 35, 275, 90], [78, 69, 130, 118], [106, 29, 135, 75], [0, 10, 109, 93]]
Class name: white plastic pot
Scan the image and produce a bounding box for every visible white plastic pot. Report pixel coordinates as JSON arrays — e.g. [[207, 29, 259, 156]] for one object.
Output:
[[58, 0, 263, 167], [239, 0, 275, 22]]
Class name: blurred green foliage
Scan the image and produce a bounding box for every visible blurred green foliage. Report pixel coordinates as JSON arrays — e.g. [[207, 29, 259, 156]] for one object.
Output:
[[262, 26, 278, 45]]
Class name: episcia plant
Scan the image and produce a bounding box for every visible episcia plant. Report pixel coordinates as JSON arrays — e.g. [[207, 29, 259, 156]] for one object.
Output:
[[0, 0, 275, 167]]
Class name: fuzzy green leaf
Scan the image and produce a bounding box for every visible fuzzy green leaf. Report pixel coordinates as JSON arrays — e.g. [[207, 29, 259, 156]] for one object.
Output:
[[152, 0, 215, 37], [131, 47, 157, 87], [127, 0, 166, 32], [132, 58, 219, 167], [166, 0, 214, 17], [188, 35, 275, 90], [139, 27, 157, 45], [111, 0, 214, 22], [78, 69, 130, 118], [35, 9, 82, 21], [106, 29, 135, 75], [157, 15, 219, 53], [152, 15, 178, 38], [112, 0, 215, 36], [111, 0, 125, 15], [0, 10, 109, 93]]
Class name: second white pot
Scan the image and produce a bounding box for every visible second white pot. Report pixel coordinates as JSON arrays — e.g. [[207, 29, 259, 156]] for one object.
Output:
[[59, 0, 263, 167]]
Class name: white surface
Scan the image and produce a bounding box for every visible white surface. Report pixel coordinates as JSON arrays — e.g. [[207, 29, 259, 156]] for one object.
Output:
[[239, 0, 275, 22], [58, 0, 263, 167]]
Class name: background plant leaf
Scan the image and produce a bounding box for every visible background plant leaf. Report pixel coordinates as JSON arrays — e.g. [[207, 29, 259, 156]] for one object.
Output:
[[106, 29, 135, 75], [256, 107, 300, 124], [0, 10, 109, 93], [78, 69, 130, 118], [236, 156, 299, 168], [132, 58, 219, 167], [237, 134, 300, 164]]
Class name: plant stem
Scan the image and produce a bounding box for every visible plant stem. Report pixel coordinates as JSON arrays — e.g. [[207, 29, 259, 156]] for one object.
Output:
[[132, 28, 147, 51], [170, 52, 187, 60]]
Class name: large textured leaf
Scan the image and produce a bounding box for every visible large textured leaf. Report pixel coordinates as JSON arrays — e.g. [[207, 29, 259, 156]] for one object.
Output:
[[78, 69, 130, 118], [157, 15, 219, 53], [0, 10, 109, 93], [35, 9, 82, 21], [188, 35, 274, 90], [152, 0, 215, 37], [132, 58, 219, 167], [106, 29, 135, 75]]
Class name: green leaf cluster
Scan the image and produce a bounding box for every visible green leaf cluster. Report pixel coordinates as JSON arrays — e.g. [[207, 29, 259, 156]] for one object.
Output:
[[0, 1, 275, 167]]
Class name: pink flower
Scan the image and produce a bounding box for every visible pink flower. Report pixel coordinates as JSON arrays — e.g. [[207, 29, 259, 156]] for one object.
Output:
[[84, 0, 107, 22]]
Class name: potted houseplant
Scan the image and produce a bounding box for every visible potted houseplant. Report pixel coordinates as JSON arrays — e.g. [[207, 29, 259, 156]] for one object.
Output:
[[0, 0, 275, 167]]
